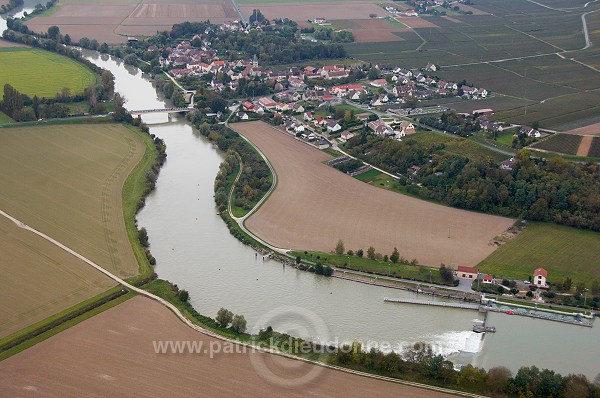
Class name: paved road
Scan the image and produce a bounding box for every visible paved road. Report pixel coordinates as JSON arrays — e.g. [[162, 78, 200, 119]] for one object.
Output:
[[0, 208, 485, 397]]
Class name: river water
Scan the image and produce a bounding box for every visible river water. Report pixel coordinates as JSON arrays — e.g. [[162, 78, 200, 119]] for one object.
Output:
[[81, 50, 600, 379], [0, 0, 39, 34]]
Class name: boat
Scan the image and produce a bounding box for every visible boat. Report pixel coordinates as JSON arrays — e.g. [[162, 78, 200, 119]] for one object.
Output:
[[506, 311, 514, 315], [473, 325, 496, 333]]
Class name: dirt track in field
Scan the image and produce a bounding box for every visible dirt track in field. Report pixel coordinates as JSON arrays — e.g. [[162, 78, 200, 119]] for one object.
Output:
[[233, 121, 514, 267], [576, 135, 594, 156], [0, 296, 455, 397], [241, 2, 384, 21]]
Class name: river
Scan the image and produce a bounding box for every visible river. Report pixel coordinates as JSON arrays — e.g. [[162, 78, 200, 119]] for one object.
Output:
[[82, 50, 600, 380], [0, 0, 39, 34]]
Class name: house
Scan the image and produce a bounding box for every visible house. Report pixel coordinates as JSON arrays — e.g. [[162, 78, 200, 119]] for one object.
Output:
[[533, 268, 548, 287], [317, 139, 330, 149], [258, 97, 277, 109], [304, 111, 314, 121], [406, 165, 421, 175], [399, 121, 416, 135], [371, 94, 389, 106], [425, 63, 437, 72], [339, 131, 355, 142], [289, 103, 305, 113], [236, 112, 249, 120], [482, 274, 494, 284], [457, 265, 479, 279], [326, 120, 342, 132], [520, 126, 541, 138], [370, 78, 388, 87], [500, 158, 516, 171]]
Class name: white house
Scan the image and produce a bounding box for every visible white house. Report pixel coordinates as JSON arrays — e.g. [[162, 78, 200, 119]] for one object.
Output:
[[339, 130, 355, 142], [326, 121, 342, 132], [533, 268, 548, 287], [457, 265, 479, 279]]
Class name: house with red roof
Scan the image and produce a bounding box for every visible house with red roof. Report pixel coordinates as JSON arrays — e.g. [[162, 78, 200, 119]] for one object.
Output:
[[533, 268, 548, 287], [482, 274, 493, 284], [457, 265, 479, 279]]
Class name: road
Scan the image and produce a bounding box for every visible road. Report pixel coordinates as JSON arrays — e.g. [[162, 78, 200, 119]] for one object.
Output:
[[0, 210, 483, 397]]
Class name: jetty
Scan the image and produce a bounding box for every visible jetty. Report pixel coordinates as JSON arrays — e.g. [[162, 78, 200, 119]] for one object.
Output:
[[384, 297, 594, 327], [383, 297, 480, 310]]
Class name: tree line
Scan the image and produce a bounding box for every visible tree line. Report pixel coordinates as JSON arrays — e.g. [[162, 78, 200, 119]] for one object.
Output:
[[345, 134, 600, 231]]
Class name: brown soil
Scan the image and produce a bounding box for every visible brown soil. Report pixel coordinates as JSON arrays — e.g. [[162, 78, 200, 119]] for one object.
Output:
[[334, 19, 406, 43], [442, 16, 462, 23], [233, 121, 514, 267], [576, 135, 593, 156], [0, 39, 27, 47], [240, 2, 384, 21], [0, 296, 455, 397], [563, 122, 600, 136]]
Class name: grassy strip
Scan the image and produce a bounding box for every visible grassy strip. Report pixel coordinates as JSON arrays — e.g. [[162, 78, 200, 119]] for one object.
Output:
[[290, 250, 453, 285], [495, 297, 584, 315], [121, 124, 159, 283], [0, 115, 114, 128], [0, 287, 132, 360], [0, 110, 13, 123], [322, 147, 344, 157], [353, 168, 383, 182]]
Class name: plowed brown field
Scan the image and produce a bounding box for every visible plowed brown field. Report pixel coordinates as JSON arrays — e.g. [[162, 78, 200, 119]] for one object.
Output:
[[240, 2, 383, 21], [233, 121, 514, 267], [0, 296, 455, 397]]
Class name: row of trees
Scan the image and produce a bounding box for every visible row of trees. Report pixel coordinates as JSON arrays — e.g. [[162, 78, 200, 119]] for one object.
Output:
[[335, 340, 600, 397], [334, 240, 418, 266], [0, 0, 23, 14], [216, 308, 247, 333], [345, 134, 600, 231]]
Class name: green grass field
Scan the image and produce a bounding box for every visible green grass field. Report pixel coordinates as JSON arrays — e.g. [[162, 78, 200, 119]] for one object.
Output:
[[406, 131, 509, 163], [0, 48, 97, 100], [478, 223, 600, 285], [290, 250, 446, 283], [353, 168, 382, 182], [530, 133, 583, 155], [0, 111, 13, 123]]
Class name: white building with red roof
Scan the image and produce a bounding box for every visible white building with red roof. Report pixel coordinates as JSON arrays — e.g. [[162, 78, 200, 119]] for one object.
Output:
[[533, 268, 548, 287], [457, 265, 479, 279]]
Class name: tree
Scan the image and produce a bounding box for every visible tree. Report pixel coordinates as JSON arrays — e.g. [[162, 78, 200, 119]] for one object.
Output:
[[314, 262, 324, 275], [32, 95, 40, 119], [367, 246, 376, 260], [178, 289, 189, 303], [390, 247, 399, 263], [47, 25, 60, 40], [295, 256, 301, 265], [323, 266, 333, 276], [439, 264, 454, 283], [335, 239, 345, 255], [216, 307, 233, 328], [231, 314, 247, 333], [357, 249, 364, 258], [1, 84, 24, 118], [486, 366, 512, 394]]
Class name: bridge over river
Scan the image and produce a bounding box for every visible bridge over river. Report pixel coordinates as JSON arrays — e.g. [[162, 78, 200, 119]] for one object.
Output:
[[129, 107, 193, 115]]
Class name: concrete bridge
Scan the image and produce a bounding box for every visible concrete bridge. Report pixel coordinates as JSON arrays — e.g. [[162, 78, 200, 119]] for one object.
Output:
[[129, 107, 193, 115]]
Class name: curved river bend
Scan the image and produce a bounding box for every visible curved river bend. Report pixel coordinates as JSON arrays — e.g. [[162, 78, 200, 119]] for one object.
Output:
[[83, 50, 599, 379]]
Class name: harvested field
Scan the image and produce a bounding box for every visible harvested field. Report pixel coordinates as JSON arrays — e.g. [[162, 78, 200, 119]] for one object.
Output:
[[576, 135, 594, 156], [0, 47, 97, 100], [0, 124, 146, 278], [240, 2, 384, 21], [0, 296, 455, 398], [334, 18, 407, 42], [442, 16, 462, 24], [0, 39, 27, 48], [26, 0, 237, 42], [0, 216, 115, 338], [564, 122, 600, 136], [588, 137, 600, 157], [233, 121, 513, 267], [530, 133, 582, 155]]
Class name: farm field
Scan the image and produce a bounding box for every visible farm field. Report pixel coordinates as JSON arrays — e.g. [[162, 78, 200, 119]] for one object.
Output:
[[0, 47, 97, 100], [478, 223, 600, 285], [0, 216, 115, 338], [333, 18, 409, 43], [589, 137, 600, 157], [0, 296, 454, 398], [0, 124, 146, 278], [530, 133, 582, 155], [233, 121, 514, 267], [240, 2, 384, 21], [25, 0, 238, 43], [342, 0, 600, 130], [0, 111, 13, 123]]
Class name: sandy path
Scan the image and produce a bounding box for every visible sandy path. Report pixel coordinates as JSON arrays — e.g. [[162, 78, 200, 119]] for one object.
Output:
[[577, 135, 594, 156], [0, 296, 458, 397], [233, 121, 514, 267]]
